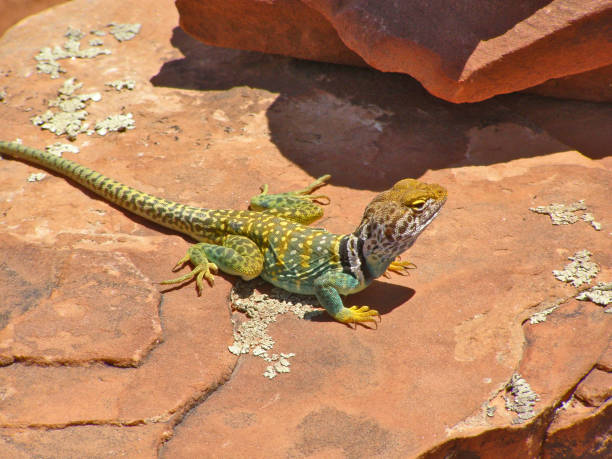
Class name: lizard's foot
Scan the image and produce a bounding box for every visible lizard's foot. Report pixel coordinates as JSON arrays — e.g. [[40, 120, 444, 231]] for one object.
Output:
[[384, 258, 417, 277], [159, 253, 219, 294], [334, 305, 380, 326]]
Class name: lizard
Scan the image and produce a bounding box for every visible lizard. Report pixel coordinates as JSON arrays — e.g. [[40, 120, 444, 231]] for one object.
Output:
[[0, 140, 447, 325]]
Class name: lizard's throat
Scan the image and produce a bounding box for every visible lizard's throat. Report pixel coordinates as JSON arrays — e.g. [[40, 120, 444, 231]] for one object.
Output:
[[355, 222, 417, 278], [339, 227, 417, 283]]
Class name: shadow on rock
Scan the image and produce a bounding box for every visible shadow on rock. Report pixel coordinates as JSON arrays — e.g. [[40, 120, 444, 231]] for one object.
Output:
[[308, 281, 415, 324], [152, 28, 612, 191]]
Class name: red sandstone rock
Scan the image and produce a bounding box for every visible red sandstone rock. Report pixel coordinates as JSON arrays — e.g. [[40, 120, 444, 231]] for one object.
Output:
[[542, 401, 612, 458], [175, 0, 365, 67], [528, 64, 612, 103], [575, 369, 612, 407], [0, 0, 610, 456], [0, 240, 162, 367], [177, 0, 612, 103], [0, 0, 68, 38]]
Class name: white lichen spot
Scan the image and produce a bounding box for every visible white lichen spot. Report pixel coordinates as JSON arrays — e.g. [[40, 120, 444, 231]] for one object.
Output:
[[45, 142, 80, 157], [263, 366, 277, 379], [31, 78, 101, 140], [27, 172, 46, 182], [35, 27, 111, 78], [31, 109, 89, 140], [229, 279, 319, 378], [553, 250, 599, 288], [576, 282, 612, 306], [65, 26, 85, 41], [275, 362, 290, 374], [108, 23, 141, 42], [504, 373, 540, 424], [529, 305, 558, 325], [530, 200, 586, 225], [228, 344, 248, 356], [581, 213, 602, 231], [530, 200, 602, 231], [106, 79, 136, 91], [94, 113, 135, 136]]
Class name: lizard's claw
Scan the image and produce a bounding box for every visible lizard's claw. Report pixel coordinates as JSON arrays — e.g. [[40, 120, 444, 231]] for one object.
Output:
[[335, 305, 380, 327], [385, 258, 417, 277], [160, 261, 218, 294], [170, 253, 191, 271]]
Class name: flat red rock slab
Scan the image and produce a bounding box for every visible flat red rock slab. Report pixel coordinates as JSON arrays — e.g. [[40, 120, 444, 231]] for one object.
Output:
[[0, 237, 162, 367], [162, 157, 612, 457], [0, 0, 610, 456]]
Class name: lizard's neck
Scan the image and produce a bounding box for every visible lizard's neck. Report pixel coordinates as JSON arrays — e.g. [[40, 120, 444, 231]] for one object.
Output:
[[339, 224, 417, 285], [357, 221, 417, 278]]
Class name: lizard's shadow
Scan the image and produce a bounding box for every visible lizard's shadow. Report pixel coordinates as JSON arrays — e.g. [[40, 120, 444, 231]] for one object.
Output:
[[309, 281, 415, 323], [218, 277, 413, 324]]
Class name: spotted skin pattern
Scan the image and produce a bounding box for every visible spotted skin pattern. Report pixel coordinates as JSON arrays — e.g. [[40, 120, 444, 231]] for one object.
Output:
[[0, 141, 447, 325]]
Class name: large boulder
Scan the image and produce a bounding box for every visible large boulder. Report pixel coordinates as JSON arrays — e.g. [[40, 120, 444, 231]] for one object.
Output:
[[177, 0, 612, 103]]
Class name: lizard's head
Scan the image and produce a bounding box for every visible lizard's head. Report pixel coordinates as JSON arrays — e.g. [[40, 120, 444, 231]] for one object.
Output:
[[355, 178, 447, 258]]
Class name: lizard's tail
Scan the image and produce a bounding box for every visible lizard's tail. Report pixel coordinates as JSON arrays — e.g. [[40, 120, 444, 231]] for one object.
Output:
[[0, 140, 213, 235]]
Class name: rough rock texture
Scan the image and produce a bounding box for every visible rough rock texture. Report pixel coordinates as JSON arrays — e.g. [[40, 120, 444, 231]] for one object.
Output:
[[0, 242, 162, 367], [176, 0, 612, 103], [0, 0, 610, 457], [528, 64, 612, 103]]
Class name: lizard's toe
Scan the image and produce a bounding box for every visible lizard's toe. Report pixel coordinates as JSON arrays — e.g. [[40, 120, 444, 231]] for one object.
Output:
[[386, 258, 417, 277], [335, 305, 380, 326]]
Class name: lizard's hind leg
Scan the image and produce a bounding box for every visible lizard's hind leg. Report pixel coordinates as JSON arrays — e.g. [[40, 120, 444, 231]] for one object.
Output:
[[160, 236, 264, 294], [249, 174, 331, 225]]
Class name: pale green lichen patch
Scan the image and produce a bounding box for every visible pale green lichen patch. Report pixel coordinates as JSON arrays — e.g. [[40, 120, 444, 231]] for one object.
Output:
[[229, 279, 321, 378], [581, 213, 602, 231], [530, 200, 601, 230], [35, 27, 111, 78], [108, 23, 141, 42], [31, 78, 101, 139], [27, 172, 46, 182], [65, 26, 85, 41], [504, 373, 540, 424], [89, 38, 105, 47], [94, 113, 135, 136], [106, 79, 136, 91], [529, 305, 558, 325], [576, 282, 612, 307], [553, 250, 599, 288], [45, 142, 80, 157], [530, 200, 586, 224], [31, 109, 89, 139]]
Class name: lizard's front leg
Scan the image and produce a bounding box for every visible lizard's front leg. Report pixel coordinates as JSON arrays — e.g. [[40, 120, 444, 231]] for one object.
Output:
[[161, 235, 264, 293], [313, 271, 380, 325]]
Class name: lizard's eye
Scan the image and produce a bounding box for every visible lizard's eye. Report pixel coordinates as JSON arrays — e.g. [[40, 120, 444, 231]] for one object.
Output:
[[411, 200, 426, 211]]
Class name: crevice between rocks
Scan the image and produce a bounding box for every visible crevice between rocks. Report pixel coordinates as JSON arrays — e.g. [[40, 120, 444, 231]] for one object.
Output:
[[152, 290, 247, 454]]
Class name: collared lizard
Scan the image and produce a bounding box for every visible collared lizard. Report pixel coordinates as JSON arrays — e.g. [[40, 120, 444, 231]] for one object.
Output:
[[0, 140, 447, 325]]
